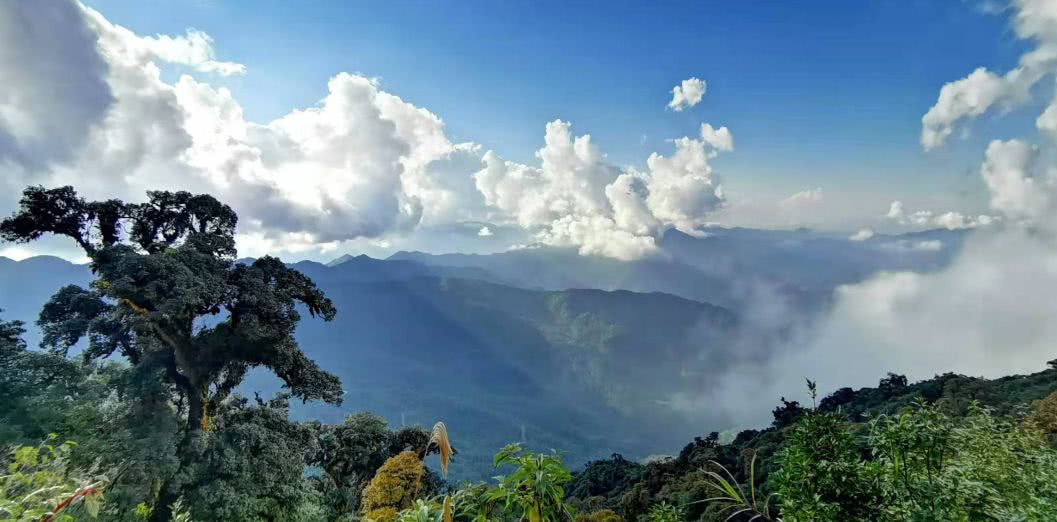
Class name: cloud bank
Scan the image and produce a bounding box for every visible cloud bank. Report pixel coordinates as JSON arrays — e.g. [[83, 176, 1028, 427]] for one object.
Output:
[[0, 1, 737, 261], [885, 200, 998, 230], [711, 0, 1057, 428], [475, 121, 731, 260]]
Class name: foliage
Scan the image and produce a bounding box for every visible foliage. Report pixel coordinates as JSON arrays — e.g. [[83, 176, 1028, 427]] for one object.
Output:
[[0, 437, 106, 522], [312, 412, 426, 519], [1027, 390, 1057, 438], [869, 402, 1057, 520], [171, 504, 193, 522], [772, 401, 1057, 521], [488, 444, 574, 522], [447, 483, 506, 522], [569, 362, 1057, 522], [771, 412, 885, 521], [181, 394, 322, 522], [645, 502, 681, 522], [573, 508, 623, 522], [769, 399, 805, 429], [311, 415, 449, 520], [395, 499, 444, 522], [0, 311, 85, 444], [1, 186, 342, 521], [700, 452, 779, 521], [362, 452, 426, 522], [566, 455, 642, 511]]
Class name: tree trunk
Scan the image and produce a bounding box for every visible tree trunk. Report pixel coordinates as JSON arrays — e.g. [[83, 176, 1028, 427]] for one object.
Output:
[[187, 387, 208, 432], [149, 388, 208, 522], [150, 481, 178, 522]]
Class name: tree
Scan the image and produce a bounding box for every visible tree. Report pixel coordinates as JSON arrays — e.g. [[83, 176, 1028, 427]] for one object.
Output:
[[771, 398, 806, 429], [566, 454, 643, 502], [1029, 390, 1057, 438], [878, 372, 908, 394], [817, 387, 857, 413], [0, 186, 343, 521], [183, 394, 323, 521]]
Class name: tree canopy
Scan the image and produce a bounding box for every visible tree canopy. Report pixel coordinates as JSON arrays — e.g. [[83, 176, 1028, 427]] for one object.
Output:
[[1, 186, 343, 521]]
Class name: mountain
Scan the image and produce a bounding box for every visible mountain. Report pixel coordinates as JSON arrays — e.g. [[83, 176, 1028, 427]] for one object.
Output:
[[0, 255, 738, 479], [0, 227, 968, 478], [389, 227, 966, 313]]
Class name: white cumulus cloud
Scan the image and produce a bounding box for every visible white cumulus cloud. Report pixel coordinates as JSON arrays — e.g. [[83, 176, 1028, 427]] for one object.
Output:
[[474, 120, 731, 260], [667, 77, 706, 112], [0, 1, 745, 262], [0, 0, 492, 257], [920, 0, 1057, 150]]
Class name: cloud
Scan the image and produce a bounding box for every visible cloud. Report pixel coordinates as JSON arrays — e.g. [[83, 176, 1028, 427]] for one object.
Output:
[[880, 239, 944, 252], [920, 0, 1057, 150], [0, 2, 740, 262], [667, 77, 706, 111], [474, 120, 731, 260], [716, 0, 1057, 427], [980, 139, 1055, 221], [699, 123, 733, 152], [137, 29, 246, 76], [0, 0, 112, 172], [0, 0, 492, 256], [849, 228, 875, 241], [885, 200, 997, 229], [477, 226, 493, 237], [779, 187, 823, 211]]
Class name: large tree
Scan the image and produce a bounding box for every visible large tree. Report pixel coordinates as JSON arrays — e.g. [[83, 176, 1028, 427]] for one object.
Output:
[[0, 186, 343, 521]]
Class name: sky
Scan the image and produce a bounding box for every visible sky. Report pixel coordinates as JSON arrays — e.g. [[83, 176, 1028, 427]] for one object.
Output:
[[0, 0, 1049, 262]]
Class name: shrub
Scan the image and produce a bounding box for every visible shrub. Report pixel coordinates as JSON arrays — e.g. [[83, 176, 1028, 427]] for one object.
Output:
[[362, 452, 426, 522], [574, 508, 623, 522], [645, 502, 682, 522], [771, 412, 885, 521], [487, 443, 573, 522], [0, 437, 106, 522], [771, 401, 1057, 521]]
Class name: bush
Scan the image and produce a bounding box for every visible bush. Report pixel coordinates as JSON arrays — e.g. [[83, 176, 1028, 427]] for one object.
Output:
[[869, 402, 1057, 520], [0, 437, 106, 522], [771, 412, 885, 521], [772, 401, 1057, 521], [645, 502, 682, 522], [362, 452, 426, 522], [487, 443, 573, 522], [574, 508, 623, 522]]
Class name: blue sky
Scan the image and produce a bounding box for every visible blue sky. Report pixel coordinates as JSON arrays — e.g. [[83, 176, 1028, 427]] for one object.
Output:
[[85, 0, 1030, 206]]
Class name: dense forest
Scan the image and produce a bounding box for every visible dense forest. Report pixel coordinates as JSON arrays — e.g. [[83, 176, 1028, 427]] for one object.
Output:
[[3, 186, 1057, 521]]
